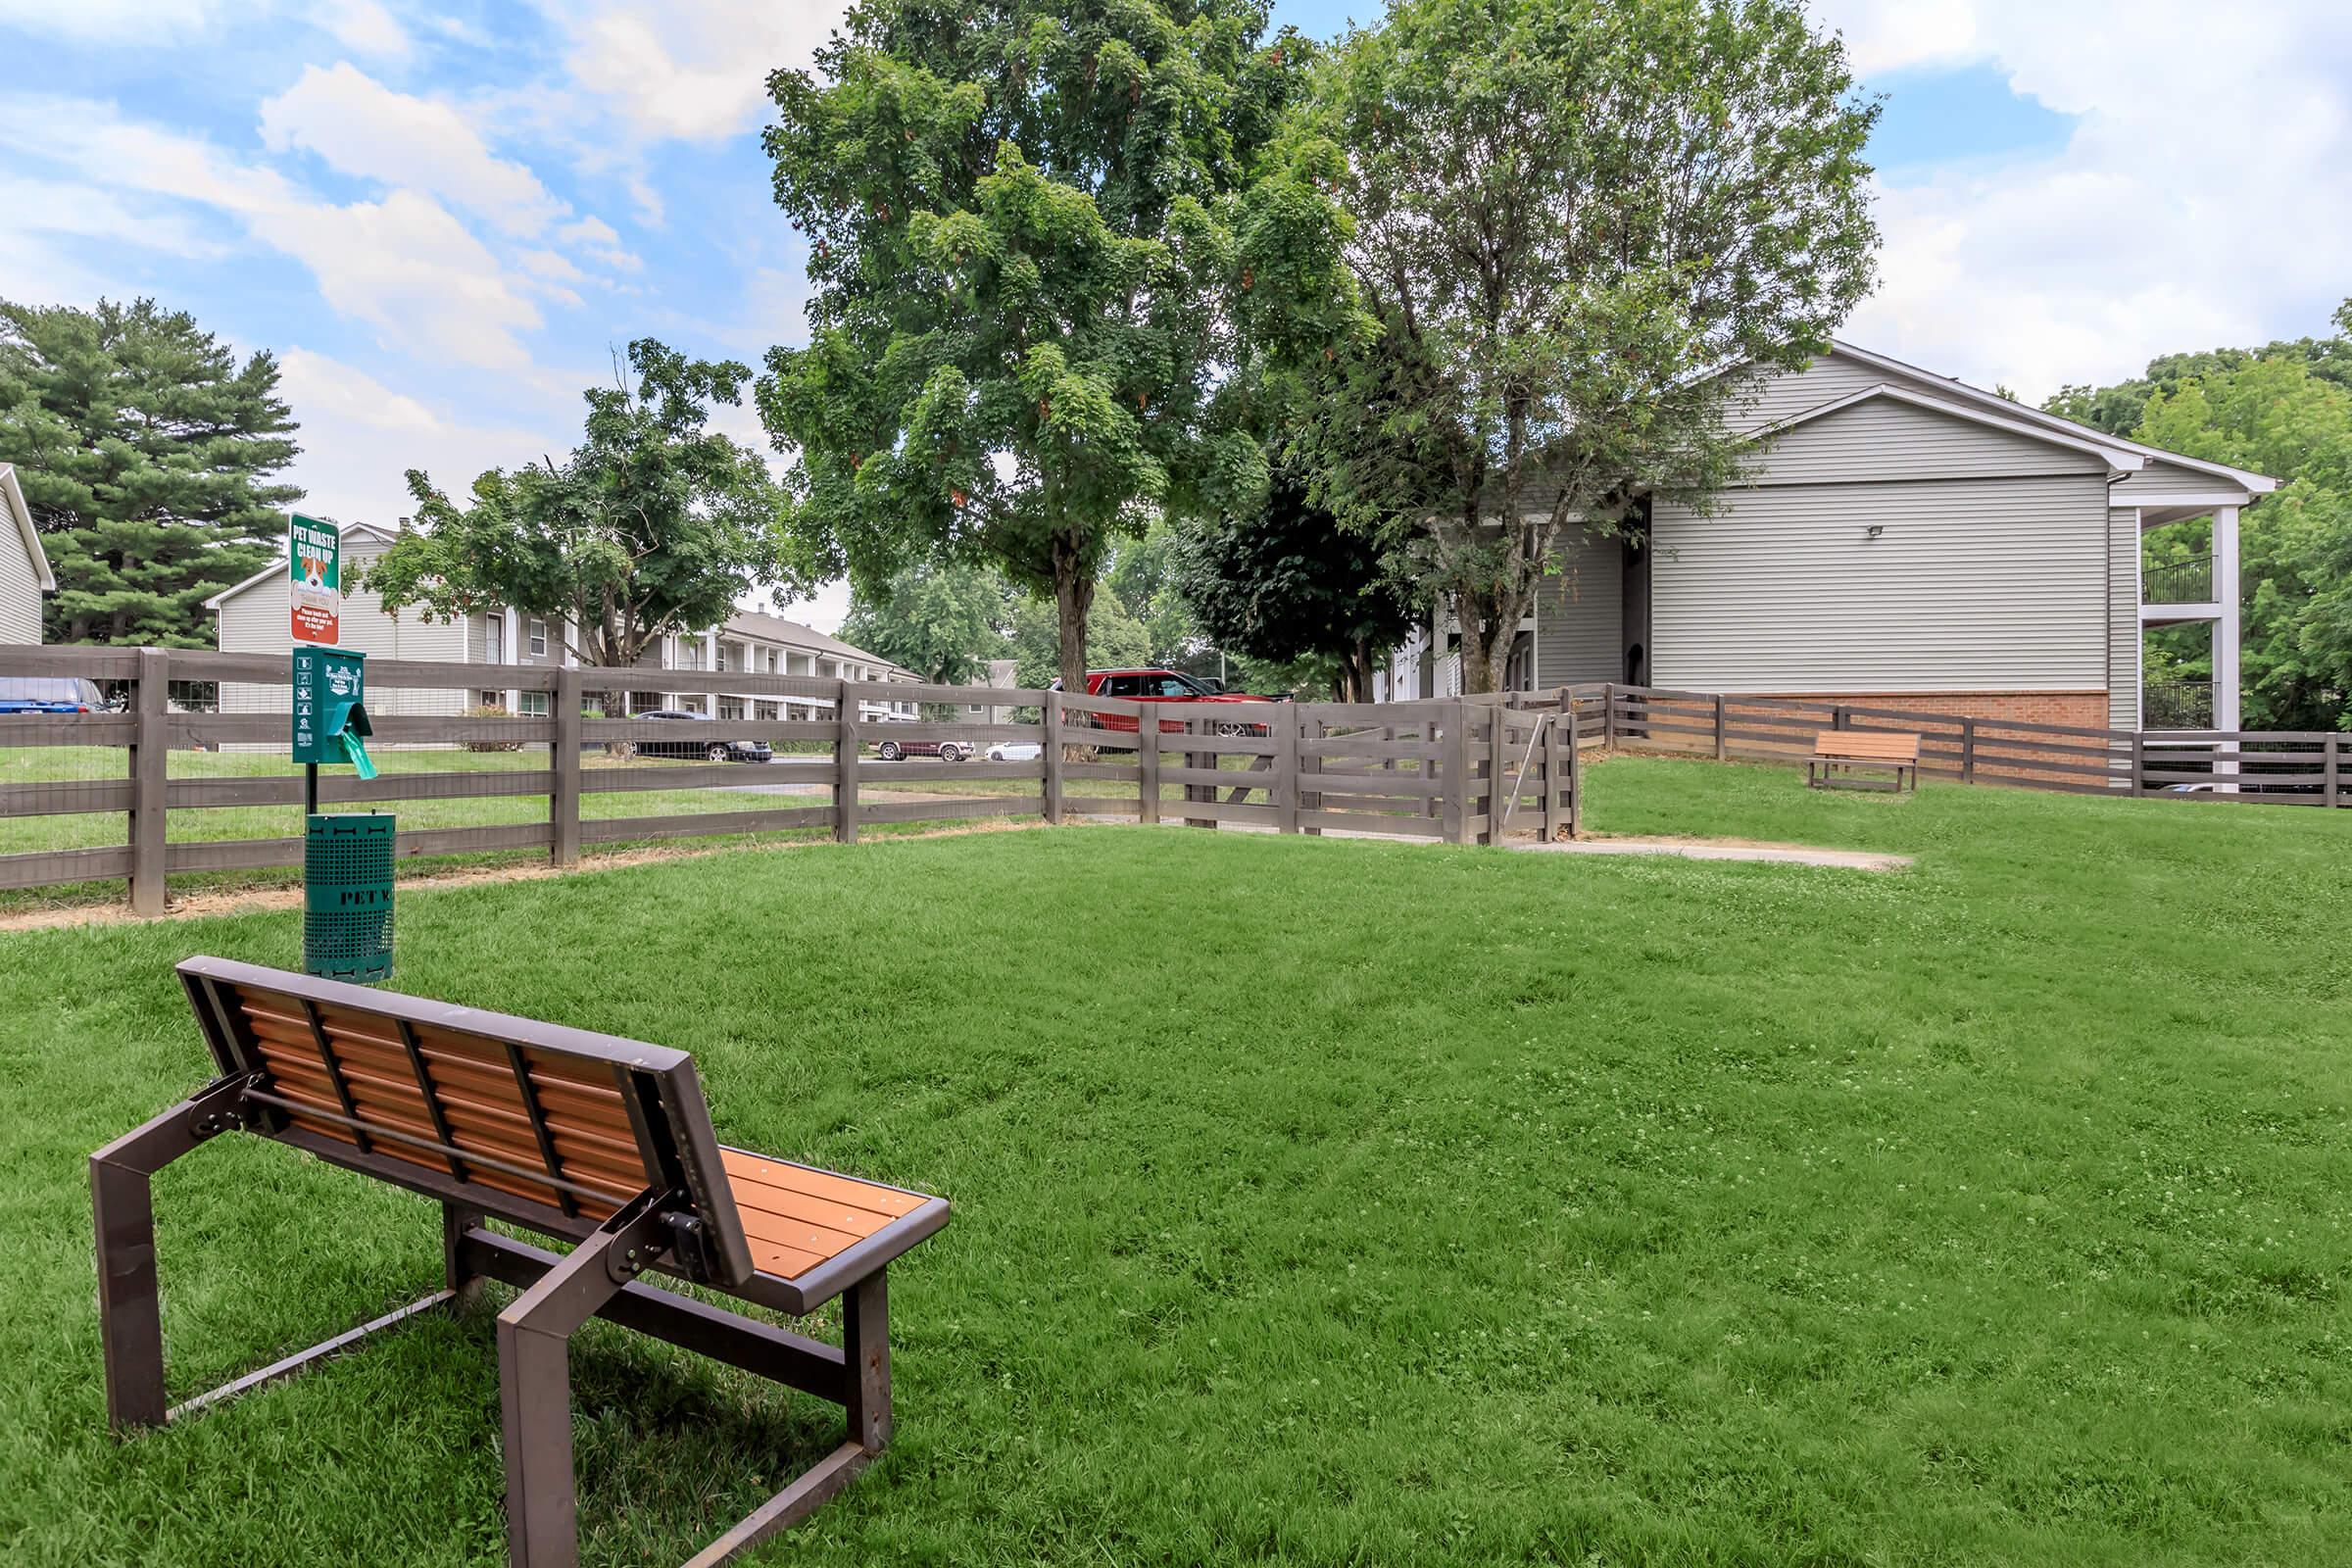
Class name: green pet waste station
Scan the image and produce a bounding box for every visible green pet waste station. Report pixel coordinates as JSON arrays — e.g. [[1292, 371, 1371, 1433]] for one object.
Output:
[[292, 646, 393, 982]]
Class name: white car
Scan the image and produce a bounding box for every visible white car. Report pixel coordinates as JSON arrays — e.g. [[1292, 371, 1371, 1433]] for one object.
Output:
[[986, 740, 1044, 762]]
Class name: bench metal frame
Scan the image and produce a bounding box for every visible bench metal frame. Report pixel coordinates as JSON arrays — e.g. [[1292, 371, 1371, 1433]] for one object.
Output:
[[93, 958, 946, 1568], [1807, 743, 1919, 794]]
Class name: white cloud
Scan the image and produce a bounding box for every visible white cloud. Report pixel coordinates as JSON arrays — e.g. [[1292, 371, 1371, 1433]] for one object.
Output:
[[277, 348, 564, 523], [260, 63, 565, 236], [1820, 0, 2352, 397], [0, 97, 544, 369], [544, 2, 843, 143], [0, 0, 407, 56]]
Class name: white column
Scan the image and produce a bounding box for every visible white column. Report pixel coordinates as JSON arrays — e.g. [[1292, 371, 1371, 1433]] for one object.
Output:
[[2212, 504, 2241, 783], [504, 607, 520, 713]]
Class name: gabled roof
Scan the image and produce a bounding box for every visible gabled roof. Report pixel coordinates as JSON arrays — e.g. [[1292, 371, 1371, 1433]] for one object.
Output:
[[204, 518, 400, 610], [722, 609, 918, 678], [1822, 339, 2278, 494], [0, 464, 55, 592], [1748, 380, 2144, 474]]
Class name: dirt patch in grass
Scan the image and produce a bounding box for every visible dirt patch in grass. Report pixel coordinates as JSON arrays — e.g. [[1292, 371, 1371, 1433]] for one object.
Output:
[[0, 816, 1045, 933]]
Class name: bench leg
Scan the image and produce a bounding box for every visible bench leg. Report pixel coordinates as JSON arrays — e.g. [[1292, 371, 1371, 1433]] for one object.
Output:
[[91, 1076, 248, 1433], [499, 1193, 671, 1568], [682, 1267, 892, 1568], [846, 1269, 892, 1452]]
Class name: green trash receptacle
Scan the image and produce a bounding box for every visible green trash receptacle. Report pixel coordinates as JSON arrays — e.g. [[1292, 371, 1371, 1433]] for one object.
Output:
[[304, 812, 394, 982]]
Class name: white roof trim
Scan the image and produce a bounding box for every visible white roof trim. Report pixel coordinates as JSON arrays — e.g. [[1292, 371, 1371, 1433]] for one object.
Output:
[[204, 518, 400, 609], [0, 464, 55, 592], [1748, 381, 2143, 474], [1824, 339, 2278, 494]]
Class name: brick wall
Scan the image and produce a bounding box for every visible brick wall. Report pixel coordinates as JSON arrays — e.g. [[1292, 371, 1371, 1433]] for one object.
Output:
[[1757, 691, 2110, 730]]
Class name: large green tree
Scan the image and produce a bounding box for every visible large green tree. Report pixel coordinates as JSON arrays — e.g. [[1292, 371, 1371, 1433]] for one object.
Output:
[[757, 0, 1360, 698], [2054, 309, 2352, 733], [838, 559, 1011, 686], [364, 340, 805, 672], [1177, 460, 1417, 699], [1304, 0, 1879, 692], [0, 297, 300, 645]]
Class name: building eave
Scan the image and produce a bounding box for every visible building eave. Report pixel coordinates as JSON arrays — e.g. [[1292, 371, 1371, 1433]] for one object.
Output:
[[0, 465, 55, 592], [1747, 380, 2143, 476]]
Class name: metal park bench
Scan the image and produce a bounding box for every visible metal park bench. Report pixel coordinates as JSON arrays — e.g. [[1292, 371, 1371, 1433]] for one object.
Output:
[[92, 956, 950, 1568], [1808, 729, 1921, 793]]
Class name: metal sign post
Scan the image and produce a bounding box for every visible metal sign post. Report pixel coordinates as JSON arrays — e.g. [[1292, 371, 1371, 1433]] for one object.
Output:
[[287, 515, 392, 981], [290, 514, 341, 817]]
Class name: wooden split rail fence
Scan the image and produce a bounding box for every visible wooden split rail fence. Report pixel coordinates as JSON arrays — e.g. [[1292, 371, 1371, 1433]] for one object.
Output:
[[1566, 682, 2347, 807], [0, 647, 1580, 910]]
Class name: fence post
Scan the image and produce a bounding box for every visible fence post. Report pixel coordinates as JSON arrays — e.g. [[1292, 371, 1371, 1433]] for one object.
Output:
[[2327, 736, 2340, 809], [1138, 702, 1160, 825], [1275, 711, 1300, 834], [552, 666, 581, 865], [1542, 709, 1564, 842], [2131, 731, 2146, 798], [1041, 690, 1063, 824], [1484, 707, 1507, 846], [1300, 714, 1323, 837], [1601, 681, 1618, 750], [1442, 701, 1471, 845], [1961, 716, 1978, 785], [1834, 704, 1849, 733], [128, 647, 168, 916], [834, 680, 858, 843], [1713, 693, 1726, 761], [1565, 708, 1583, 838]]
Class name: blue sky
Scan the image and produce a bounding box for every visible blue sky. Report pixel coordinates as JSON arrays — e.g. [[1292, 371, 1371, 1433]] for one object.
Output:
[[2, 0, 2346, 630]]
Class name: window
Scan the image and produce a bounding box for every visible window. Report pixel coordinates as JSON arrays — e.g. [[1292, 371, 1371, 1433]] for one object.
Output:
[[677, 696, 706, 715], [479, 690, 506, 710], [528, 618, 547, 657], [719, 697, 745, 720], [818, 659, 837, 679], [518, 691, 550, 717], [628, 691, 663, 714], [1104, 673, 1145, 698], [485, 616, 504, 662], [1153, 675, 1196, 698]]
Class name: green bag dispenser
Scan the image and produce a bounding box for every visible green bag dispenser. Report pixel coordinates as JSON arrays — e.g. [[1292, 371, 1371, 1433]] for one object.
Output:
[[292, 646, 377, 779], [293, 645, 391, 980]]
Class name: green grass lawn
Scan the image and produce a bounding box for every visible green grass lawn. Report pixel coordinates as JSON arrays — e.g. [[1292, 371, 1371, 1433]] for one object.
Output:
[[5, 756, 2349, 1565]]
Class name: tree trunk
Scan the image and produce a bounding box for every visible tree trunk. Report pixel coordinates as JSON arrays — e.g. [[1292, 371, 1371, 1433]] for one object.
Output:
[[1050, 534, 1095, 700], [1453, 590, 1510, 696]]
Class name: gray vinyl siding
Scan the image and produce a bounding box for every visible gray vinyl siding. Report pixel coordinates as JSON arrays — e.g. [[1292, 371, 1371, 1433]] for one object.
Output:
[[1650, 473, 2110, 693], [1533, 527, 1622, 684], [216, 535, 467, 725], [2110, 459, 2249, 506], [1750, 397, 2106, 484], [0, 528, 38, 644], [2108, 507, 2140, 730], [1721, 354, 1884, 436]]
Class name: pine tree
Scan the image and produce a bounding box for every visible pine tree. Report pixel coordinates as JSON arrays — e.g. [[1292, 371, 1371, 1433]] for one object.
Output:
[[0, 297, 301, 645]]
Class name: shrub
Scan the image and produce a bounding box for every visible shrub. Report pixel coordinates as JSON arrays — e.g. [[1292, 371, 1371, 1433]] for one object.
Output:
[[462, 704, 524, 753]]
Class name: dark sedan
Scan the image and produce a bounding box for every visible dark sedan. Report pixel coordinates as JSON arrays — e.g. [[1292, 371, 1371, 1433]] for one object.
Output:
[[631, 709, 772, 762]]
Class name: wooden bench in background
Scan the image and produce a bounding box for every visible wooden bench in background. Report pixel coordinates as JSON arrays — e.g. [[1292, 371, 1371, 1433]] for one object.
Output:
[[92, 956, 950, 1568], [1808, 729, 1921, 793]]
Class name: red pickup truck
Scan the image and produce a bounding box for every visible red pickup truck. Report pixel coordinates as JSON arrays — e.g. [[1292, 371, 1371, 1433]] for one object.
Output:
[[1055, 668, 1282, 735]]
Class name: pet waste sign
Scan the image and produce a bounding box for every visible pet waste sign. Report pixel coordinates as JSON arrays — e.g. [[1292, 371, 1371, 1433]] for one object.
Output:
[[290, 514, 340, 645]]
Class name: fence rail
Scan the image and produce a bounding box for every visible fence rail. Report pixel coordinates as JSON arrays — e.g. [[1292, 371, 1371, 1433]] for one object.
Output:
[[0, 647, 1581, 907], [1576, 682, 2346, 808]]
